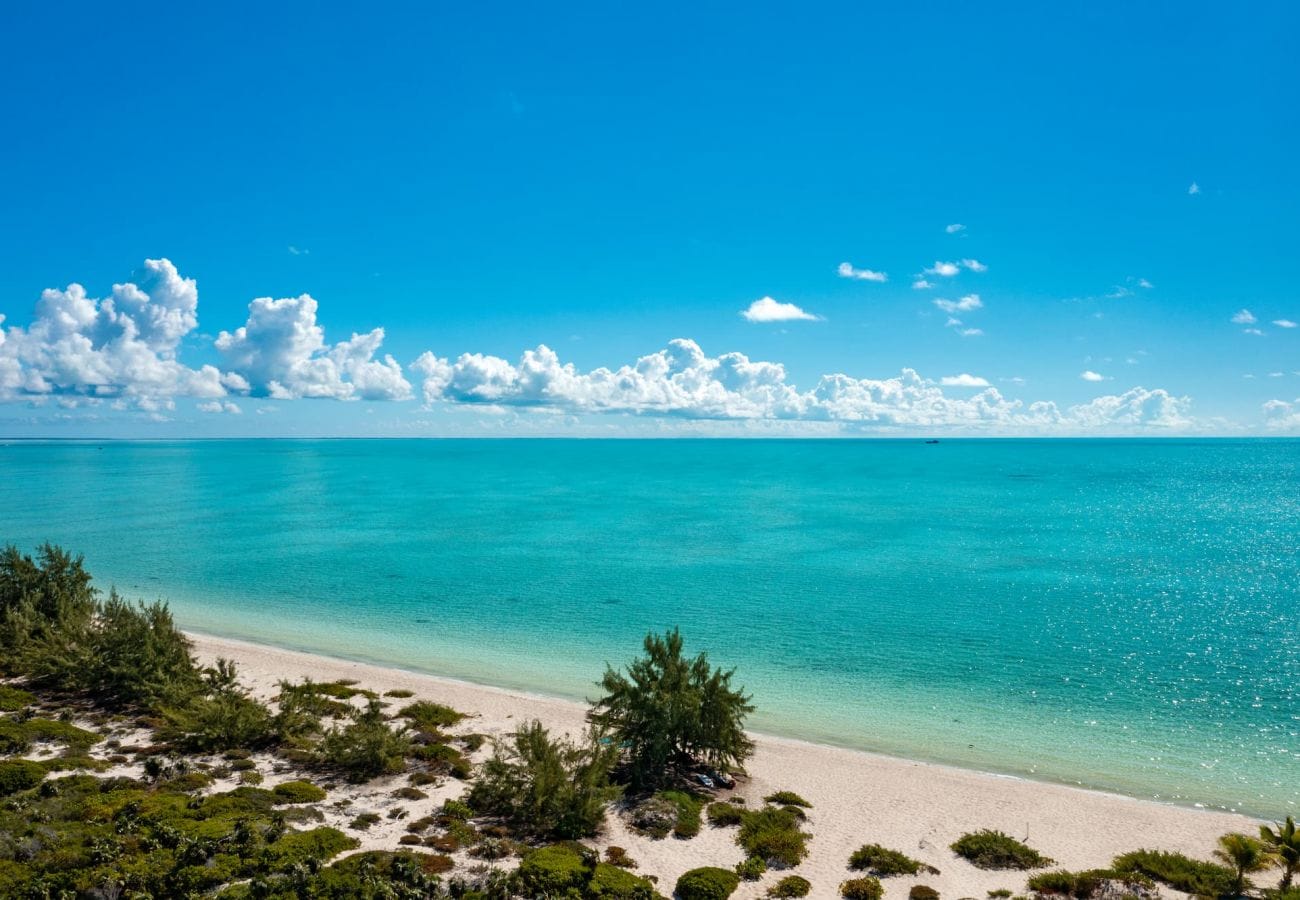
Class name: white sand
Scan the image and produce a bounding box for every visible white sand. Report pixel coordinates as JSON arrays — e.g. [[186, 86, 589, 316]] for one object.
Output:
[[187, 631, 1263, 900]]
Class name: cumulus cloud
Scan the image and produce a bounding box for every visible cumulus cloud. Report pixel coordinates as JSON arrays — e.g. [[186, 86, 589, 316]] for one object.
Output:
[[945, 223, 966, 234], [198, 400, 242, 414], [1188, 182, 1201, 195], [1081, 370, 1105, 382], [215, 295, 411, 400], [0, 259, 233, 409], [940, 374, 990, 387], [1244, 328, 1265, 336], [837, 262, 887, 283], [1231, 309, 1257, 324], [912, 279, 934, 290], [1263, 399, 1300, 431], [934, 294, 983, 314], [1273, 319, 1297, 329], [740, 296, 820, 323], [924, 261, 960, 277], [409, 338, 1191, 432], [1137, 278, 1153, 289], [960, 258, 987, 273]]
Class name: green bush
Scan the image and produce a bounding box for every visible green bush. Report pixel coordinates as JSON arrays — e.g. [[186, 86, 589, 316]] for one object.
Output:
[[317, 699, 411, 781], [850, 843, 937, 876], [1027, 868, 1154, 899], [769, 875, 813, 897], [764, 790, 811, 808], [0, 716, 100, 753], [951, 830, 1054, 870], [736, 855, 767, 880], [0, 684, 34, 711], [384, 689, 415, 698], [910, 887, 940, 900], [273, 780, 327, 803], [1111, 850, 1235, 897], [589, 861, 659, 899], [676, 866, 741, 900], [738, 805, 810, 868], [841, 877, 885, 900], [517, 844, 592, 896], [0, 759, 46, 795], [399, 699, 465, 730], [658, 789, 703, 838], [467, 720, 619, 840], [708, 801, 745, 826]]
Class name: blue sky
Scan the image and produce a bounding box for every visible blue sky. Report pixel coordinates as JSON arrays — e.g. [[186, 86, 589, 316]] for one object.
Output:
[[1, 1, 1297, 436]]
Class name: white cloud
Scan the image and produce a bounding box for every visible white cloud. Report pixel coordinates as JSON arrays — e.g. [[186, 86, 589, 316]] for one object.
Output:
[[1081, 370, 1105, 382], [215, 295, 412, 400], [924, 261, 960, 277], [1137, 278, 1153, 289], [1269, 372, 1285, 378], [1272, 319, 1297, 329], [945, 224, 966, 234], [409, 338, 1192, 432], [934, 294, 983, 314], [912, 279, 934, 290], [941, 374, 990, 387], [1243, 328, 1265, 336], [288, 245, 310, 256], [741, 296, 819, 323], [1188, 182, 1201, 195], [837, 262, 887, 283], [198, 400, 242, 414], [1231, 309, 1257, 324], [959, 328, 983, 337], [960, 258, 987, 273], [0, 258, 232, 409], [1263, 399, 1300, 431]]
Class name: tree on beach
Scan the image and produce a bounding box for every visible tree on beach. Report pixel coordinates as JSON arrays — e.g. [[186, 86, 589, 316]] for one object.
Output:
[[1260, 817, 1300, 890], [589, 628, 754, 789], [1213, 833, 1270, 898]]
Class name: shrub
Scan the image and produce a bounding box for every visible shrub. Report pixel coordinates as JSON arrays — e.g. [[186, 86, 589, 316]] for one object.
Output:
[[736, 855, 767, 880], [676, 866, 741, 900], [738, 805, 810, 868], [910, 887, 940, 900], [770, 875, 813, 897], [658, 789, 703, 838], [273, 780, 327, 803], [265, 826, 360, 869], [0, 684, 34, 711], [841, 877, 885, 900], [606, 846, 638, 868], [399, 700, 465, 730], [951, 830, 1054, 870], [399, 833, 422, 845], [631, 795, 680, 838], [409, 771, 438, 786], [517, 844, 591, 896], [317, 699, 411, 781], [764, 790, 811, 808], [850, 843, 938, 876], [588, 861, 659, 899], [1111, 849, 1235, 897], [349, 812, 382, 830], [0, 759, 46, 795], [441, 798, 473, 820], [1027, 869, 1155, 899], [468, 720, 619, 840], [384, 689, 415, 698], [708, 801, 745, 826], [167, 661, 275, 751], [393, 786, 427, 800]]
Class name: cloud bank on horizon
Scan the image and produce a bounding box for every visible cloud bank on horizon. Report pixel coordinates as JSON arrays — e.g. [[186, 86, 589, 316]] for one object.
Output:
[[0, 257, 1262, 435]]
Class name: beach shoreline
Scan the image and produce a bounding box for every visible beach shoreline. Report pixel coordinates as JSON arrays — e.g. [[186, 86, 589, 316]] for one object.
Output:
[[186, 629, 1267, 900]]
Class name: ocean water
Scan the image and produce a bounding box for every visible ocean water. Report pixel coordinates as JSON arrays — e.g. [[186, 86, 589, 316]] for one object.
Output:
[[2, 438, 1297, 817]]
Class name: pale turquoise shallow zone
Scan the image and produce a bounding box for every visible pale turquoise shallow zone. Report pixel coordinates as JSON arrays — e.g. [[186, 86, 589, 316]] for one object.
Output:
[[2, 438, 1297, 817]]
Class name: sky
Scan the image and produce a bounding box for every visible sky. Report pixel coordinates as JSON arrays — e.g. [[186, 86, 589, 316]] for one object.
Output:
[[1, 1, 1297, 437]]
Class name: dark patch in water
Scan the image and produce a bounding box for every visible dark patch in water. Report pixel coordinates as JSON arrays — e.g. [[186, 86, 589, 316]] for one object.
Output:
[[601, 598, 622, 605]]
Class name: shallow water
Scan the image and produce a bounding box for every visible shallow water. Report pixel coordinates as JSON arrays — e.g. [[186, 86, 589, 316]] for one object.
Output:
[[3, 438, 1297, 816]]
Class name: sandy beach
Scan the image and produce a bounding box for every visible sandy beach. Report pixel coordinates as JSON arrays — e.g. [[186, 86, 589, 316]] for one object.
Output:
[[187, 631, 1264, 900]]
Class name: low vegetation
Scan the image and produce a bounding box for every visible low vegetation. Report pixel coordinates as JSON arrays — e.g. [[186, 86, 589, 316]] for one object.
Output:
[[1027, 868, 1155, 898], [841, 876, 885, 900], [1111, 848, 1237, 897], [849, 842, 938, 876], [770, 874, 813, 897], [952, 830, 1055, 870], [676, 865, 741, 900]]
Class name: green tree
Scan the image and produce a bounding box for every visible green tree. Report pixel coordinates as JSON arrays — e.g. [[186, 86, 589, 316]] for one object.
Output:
[[468, 719, 621, 839], [1214, 833, 1270, 898], [0, 543, 97, 673], [317, 699, 411, 781], [1261, 817, 1300, 890], [590, 629, 754, 789]]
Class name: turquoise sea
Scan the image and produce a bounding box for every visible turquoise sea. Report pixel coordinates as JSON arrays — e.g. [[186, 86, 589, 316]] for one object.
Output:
[[2, 439, 1297, 816]]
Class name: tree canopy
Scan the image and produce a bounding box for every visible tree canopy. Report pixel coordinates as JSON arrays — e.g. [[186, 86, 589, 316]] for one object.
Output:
[[589, 628, 753, 789]]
